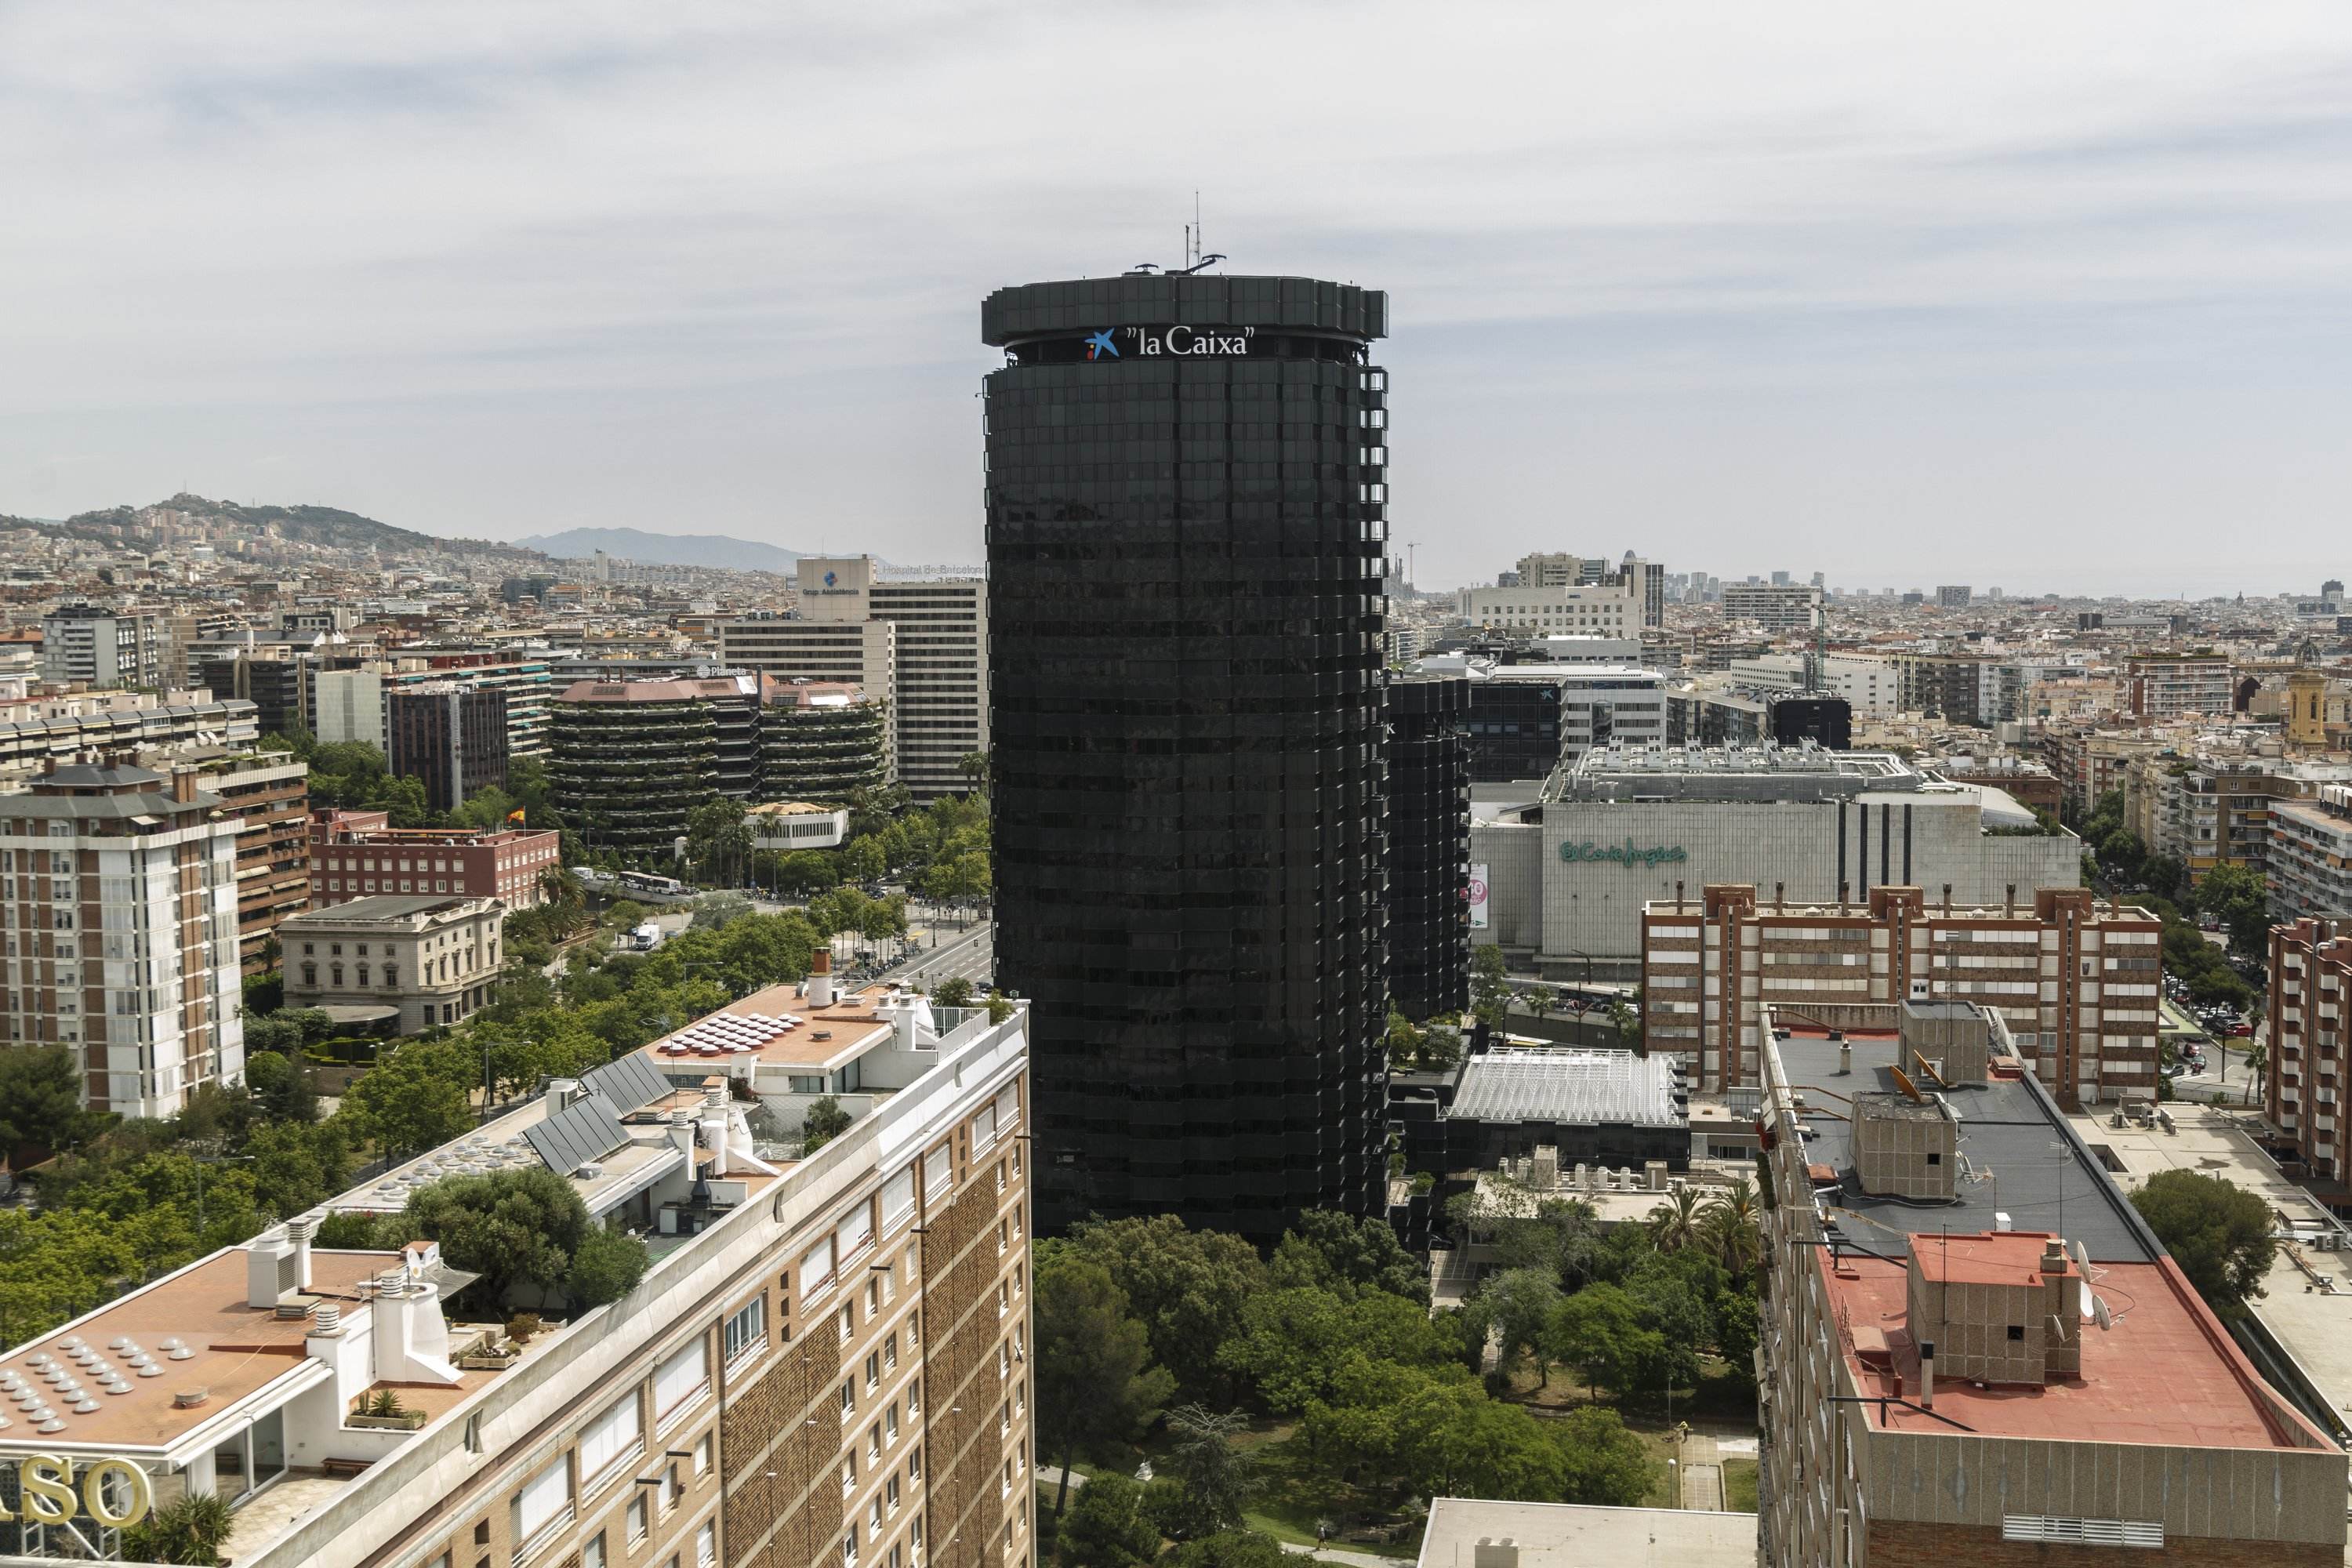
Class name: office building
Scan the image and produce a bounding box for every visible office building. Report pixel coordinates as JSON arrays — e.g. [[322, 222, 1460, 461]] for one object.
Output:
[[1472, 742, 2082, 976], [1719, 582, 1821, 630], [1642, 883, 2161, 1103], [197, 651, 307, 736], [280, 894, 506, 1034], [42, 604, 164, 690], [387, 683, 509, 817], [1388, 674, 1472, 1022], [746, 801, 851, 854], [760, 681, 892, 803], [1756, 1001, 2345, 1566], [983, 270, 1388, 1237], [309, 811, 563, 909], [0, 981, 1033, 1568], [0, 761, 244, 1116], [1453, 665, 1665, 783], [549, 677, 764, 860], [377, 650, 559, 760], [310, 667, 386, 748], [1506, 553, 1665, 627], [725, 557, 984, 801], [1456, 578, 1643, 638], [1935, 583, 1973, 607]]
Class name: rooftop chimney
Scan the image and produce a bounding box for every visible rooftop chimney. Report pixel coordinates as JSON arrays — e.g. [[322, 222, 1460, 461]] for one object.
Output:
[[1918, 1341, 1936, 1409], [284, 1214, 314, 1292], [171, 766, 197, 804], [806, 949, 834, 1009]]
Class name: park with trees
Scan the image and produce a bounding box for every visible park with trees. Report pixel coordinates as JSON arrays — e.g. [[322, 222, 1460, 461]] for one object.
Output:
[[1032, 1192, 1761, 1564]]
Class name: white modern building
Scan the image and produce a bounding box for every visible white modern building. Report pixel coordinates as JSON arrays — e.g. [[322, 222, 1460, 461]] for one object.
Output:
[[41, 605, 165, 690], [0, 761, 245, 1116], [1719, 582, 1822, 630], [1471, 742, 2082, 976], [1455, 577, 1644, 639]]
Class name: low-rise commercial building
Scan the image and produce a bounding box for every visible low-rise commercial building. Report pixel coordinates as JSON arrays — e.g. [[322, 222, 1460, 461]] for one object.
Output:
[[1756, 1004, 2347, 1567], [280, 895, 505, 1034], [309, 811, 563, 909], [0, 980, 1033, 1568], [0, 761, 245, 1116], [1643, 884, 2162, 1104], [747, 802, 851, 855]]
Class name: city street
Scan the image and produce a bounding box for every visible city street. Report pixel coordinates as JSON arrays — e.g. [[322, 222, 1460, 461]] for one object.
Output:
[[885, 921, 994, 991]]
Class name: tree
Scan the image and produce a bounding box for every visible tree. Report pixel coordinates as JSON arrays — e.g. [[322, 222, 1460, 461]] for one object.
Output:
[[838, 836, 887, 885], [1699, 1178, 1762, 1274], [1648, 1186, 1704, 1254], [1162, 1532, 1284, 1568], [1034, 1253, 1175, 1514], [684, 799, 754, 887], [564, 1221, 651, 1308], [2131, 1168, 2277, 1318], [121, 1490, 235, 1566], [774, 851, 838, 897], [2195, 863, 2272, 957], [1065, 1215, 1268, 1400], [1610, 997, 1642, 1055], [1267, 1209, 1428, 1305], [0, 1044, 97, 1155], [800, 1097, 851, 1152], [1058, 1471, 1160, 1568], [1217, 1287, 1349, 1413], [1545, 1283, 1650, 1399], [1161, 1403, 1252, 1532], [338, 1045, 473, 1160], [398, 1167, 589, 1308], [1479, 1267, 1563, 1384], [1472, 946, 1509, 1029], [1552, 1405, 1657, 1506]]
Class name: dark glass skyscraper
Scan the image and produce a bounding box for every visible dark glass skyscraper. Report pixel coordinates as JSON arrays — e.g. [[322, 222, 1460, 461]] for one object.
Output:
[[982, 274, 1389, 1240], [1388, 674, 1472, 1022]]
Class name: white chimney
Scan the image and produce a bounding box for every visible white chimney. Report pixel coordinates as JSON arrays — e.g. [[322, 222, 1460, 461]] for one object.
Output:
[[285, 1215, 314, 1293], [247, 1225, 292, 1308], [670, 1109, 698, 1164], [700, 1109, 730, 1178], [371, 1283, 461, 1386], [806, 949, 834, 1008]]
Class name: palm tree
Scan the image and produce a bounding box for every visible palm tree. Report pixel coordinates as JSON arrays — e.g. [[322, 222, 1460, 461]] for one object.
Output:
[[1649, 1185, 1704, 1254], [1700, 1178, 1762, 1273], [2243, 1039, 2267, 1107]]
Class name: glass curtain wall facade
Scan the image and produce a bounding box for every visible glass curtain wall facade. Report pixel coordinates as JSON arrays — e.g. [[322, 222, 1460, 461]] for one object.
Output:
[[982, 274, 1390, 1240], [1389, 674, 1472, 1022]]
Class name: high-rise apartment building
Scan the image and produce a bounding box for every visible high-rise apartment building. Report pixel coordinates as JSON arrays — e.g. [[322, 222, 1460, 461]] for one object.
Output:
[[1719, 582, 1822, 630], [1935, 583, 1973, 607], [2127, 651, 2233, 718], [2267, 916, 2352, 1182], [1756, 1000, 2346, 1566], [42, 604, 165, 690], [201, 752, 314, 974], [1641, 884, 2161, 1105], [983, 271, 1388, 1238], [387, 683, 509, 817], [718, 615, 896, 775], [761, 681, 893, 803], [2270, 786, 2352, 922], [0, 761, 245, 1116], [1389, 675, 1471, 1021], [0, 982, 1034, 1568]]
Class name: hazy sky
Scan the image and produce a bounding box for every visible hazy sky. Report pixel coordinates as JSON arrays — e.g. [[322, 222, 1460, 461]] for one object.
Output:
[[6, 3, 2352, 595]]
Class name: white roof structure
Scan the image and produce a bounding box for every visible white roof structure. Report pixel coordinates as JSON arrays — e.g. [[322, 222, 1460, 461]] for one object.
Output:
[[1450, 1047, 1685, 1127]]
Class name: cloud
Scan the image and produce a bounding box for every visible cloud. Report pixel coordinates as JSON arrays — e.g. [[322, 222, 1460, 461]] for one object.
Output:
[[3, 1, 2351, 590]]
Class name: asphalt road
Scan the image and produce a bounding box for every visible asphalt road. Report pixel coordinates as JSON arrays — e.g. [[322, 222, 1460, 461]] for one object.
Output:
[[887, 922, 995, 991]]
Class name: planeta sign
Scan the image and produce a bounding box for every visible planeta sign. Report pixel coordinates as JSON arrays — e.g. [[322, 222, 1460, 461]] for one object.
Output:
[[0, 1452, 153, 1526], [1559, 838, 1687, 869]]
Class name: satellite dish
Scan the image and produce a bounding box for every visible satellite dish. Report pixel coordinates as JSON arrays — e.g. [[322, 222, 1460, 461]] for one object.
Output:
[[2067, 1238, 2091, 1272], [2092, 1295, 2114, 1331]]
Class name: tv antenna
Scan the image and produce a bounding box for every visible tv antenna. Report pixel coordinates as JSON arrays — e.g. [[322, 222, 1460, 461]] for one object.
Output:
[[1170, 191, 1225, 275]]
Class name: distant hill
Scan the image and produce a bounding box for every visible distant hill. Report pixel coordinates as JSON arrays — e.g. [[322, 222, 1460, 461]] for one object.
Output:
[[514, 527, 803, 574], [5, 492, 535, 559]]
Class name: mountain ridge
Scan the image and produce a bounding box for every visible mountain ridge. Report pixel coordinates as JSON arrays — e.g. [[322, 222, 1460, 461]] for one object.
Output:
[[513, 526, 803, 574]]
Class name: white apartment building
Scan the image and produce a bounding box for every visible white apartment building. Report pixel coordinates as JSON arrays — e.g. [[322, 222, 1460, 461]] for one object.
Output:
[[311, 668, 387, 749], [0, 761, 245, 1116], [2270, 788, 2352, 922], [1457, 577, 1643, 637], [42, 605, 165, 690], [1725, 652, 1900, 717], [1719, 582, 1822, 630]]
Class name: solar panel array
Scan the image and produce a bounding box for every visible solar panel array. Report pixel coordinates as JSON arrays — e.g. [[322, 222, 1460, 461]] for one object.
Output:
[[524, 1094, 630, 1174], [652, 1009, 805, 1059], [582, 1051, 673, 1113]]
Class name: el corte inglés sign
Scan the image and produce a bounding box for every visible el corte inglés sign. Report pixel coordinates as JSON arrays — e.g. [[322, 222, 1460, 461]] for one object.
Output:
[[1559, 838, 1688, 869]]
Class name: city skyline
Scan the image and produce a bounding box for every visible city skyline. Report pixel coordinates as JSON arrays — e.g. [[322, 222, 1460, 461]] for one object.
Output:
[[9, 3, 2352, 596]]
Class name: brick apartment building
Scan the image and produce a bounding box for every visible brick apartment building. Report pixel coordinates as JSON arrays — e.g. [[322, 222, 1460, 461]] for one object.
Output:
[[310, 809, 562, 909], [1641, 884, 2163, 1106], [2267, 916, 2352, 1196]]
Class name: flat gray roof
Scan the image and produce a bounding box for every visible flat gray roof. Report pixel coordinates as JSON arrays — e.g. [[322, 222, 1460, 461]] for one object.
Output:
[[1777, 1036, 2158, 1265], [1450, 1047, 1686, 1127], [1417, 1500, 1753, 1568], [282, 894, 488, 924]]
